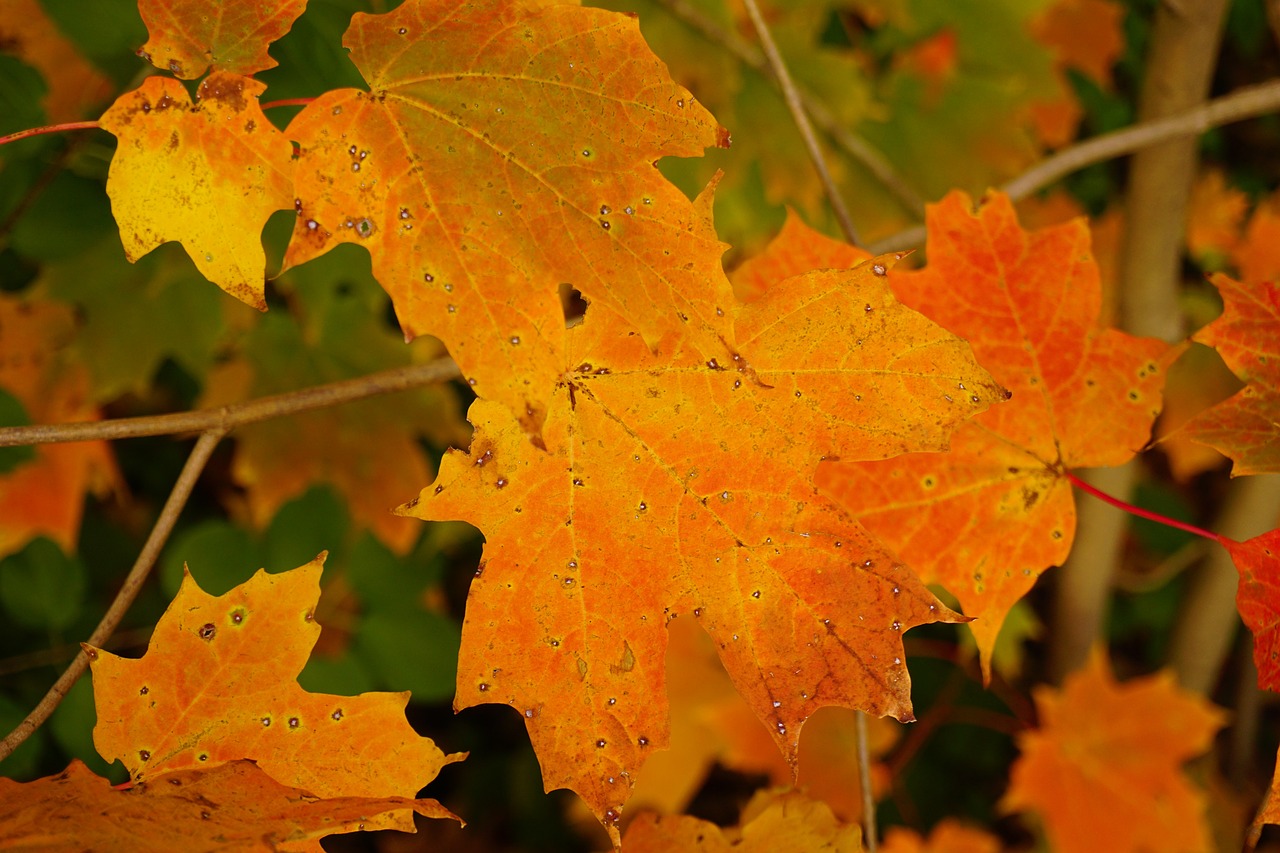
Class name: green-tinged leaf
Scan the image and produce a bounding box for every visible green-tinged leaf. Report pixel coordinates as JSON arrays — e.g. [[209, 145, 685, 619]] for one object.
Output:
[[0, 537, 87, 630], [0, 694, 44, 780], [262, 486, 350, 573], [297, 647, 378, 697], [0, 55, 47, 135], [9, 172, 116, 262], [39, 240, 231, 400], [160, 519, 260, 599], [355, 609, 461, 702]]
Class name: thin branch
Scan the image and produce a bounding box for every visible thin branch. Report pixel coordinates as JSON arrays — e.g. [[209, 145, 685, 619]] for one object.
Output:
[[741, 0, 860, 246], [869, 78, 1280, 254], [0, 428, 225, 762], [654, 0, 925, 220], [0, 120, 100, 148], [0, 358, 462, 448]]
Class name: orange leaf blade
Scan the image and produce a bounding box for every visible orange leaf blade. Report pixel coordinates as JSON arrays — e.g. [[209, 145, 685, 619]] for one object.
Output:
[[136, 0, 307, 79]]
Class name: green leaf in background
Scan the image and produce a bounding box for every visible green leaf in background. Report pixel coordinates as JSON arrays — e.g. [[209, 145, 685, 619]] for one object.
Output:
[[0, 538, 86, 631], [355, 609, 460, 702], [0, 695, 44, 780], [8, 171, 116, 262], [262, 485, 350, 572], [0, 390, 35, 474], [0, 55, 47, 136], [39, 240, 233, 400], [159, 518, 260, 599], [47, 677, 120, 781], [37, 0, 147, 86]]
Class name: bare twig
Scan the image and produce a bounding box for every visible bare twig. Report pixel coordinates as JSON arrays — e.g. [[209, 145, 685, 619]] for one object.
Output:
[[741, 0, 859, 245], [0, 428, 225, 762], [654, 0, 925, 220], [0, 358, 462, 448], [869, 78, 1280, 254]]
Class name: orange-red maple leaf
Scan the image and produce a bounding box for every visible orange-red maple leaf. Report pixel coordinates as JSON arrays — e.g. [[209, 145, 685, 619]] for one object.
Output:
[[400, 252, 1003, 840], [283, 0, 731, 432], [86, 555, 463, 832], [99, 72, 294, 311], [1182, 275, 1280, 475], [881, 818, 1003, 853], [1227, 529, 1280, 692], [817, 191, 1177, 679], [1235, 193, 1280, 283], [729, 209, 869, 304], [621, 788, 861, 852], [135, 0, 307, 79], [1026, 0, 1125, 148], [0, 297, 116, 560], [0, 760, 457, 852], [1002, 651, 1224, 853]]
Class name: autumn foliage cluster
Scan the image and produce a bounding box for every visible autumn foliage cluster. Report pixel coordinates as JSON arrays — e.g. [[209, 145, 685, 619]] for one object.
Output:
[[1, 0, 1280, 851]]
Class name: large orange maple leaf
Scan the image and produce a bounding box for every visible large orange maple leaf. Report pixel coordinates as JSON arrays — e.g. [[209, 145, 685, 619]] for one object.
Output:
[[86, 555, 463, 833], [401, 250, 1005, 840], [1002, 651, 1224, 853], [817, 190, 1177, 678], [1181, 275, 1280, 475], [282, 0, 731, 432]]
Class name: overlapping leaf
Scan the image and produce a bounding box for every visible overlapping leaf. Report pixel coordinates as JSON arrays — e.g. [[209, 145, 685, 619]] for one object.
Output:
[[135, 0, 308, 78], [1002, 651, 1224, 853], [0, 297, 116, 560], [881, 818, 1003, 853], [99, 71, 294, 310], [0, 0, 113, 121], [1228, 529, 1280, 691], [1182, 276, 1280, 475], [284, 0, 731, 432], [817, 191, 1176, 677], [621, 788, 861, 852], [401, 252, 1004, 838], [87, 555, 463, 832], [0, 759, 457, 852]]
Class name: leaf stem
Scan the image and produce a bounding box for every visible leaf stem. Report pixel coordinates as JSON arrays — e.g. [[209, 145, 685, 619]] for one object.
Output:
[[741, 0, 860, 245], [1064, 469, 1223, 543], [0, 120, 100, 148], [869, 77, 1280, 253], [0, 428, 225, 763], [0, 358, 462, 447], [260, 97, 316, 110]]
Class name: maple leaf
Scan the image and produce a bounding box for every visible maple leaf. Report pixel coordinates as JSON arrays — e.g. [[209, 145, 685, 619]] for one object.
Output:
[[620, 787, 862, 852], [135, 0, 307, 79], [283, 0, 731, 432], [99, 71, 294, 311], [0, 296, 116, 560], [1026, 0, 1125, 148], [400, 251, 1004, 839], [1227, 529, 1280, 692], [1181, 275, 1280, 476], [817, 190, 1176, 679], [0, 759, 458, 852], [880, 818, 1003, 853], [1001, 650, 1224, 853], [729, 208, 869, 304], [623, 618, 896, 821], [1234, 192, 1280, 283], [0, 0, 113, 122], [1249, 741, 1280, 851], [1186, 168, 1248, 267], [86, 555, 464, 832]]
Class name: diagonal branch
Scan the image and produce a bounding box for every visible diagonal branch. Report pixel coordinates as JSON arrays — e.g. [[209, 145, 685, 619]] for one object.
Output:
[[0, 428, 225, 762], [741, 0, 860, 245], [0, 358, 462, 448], [654, 0, 925, 220], [869, 77, 1280, 254]]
